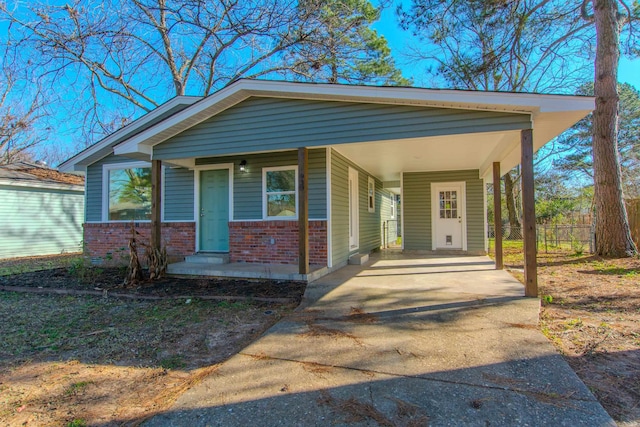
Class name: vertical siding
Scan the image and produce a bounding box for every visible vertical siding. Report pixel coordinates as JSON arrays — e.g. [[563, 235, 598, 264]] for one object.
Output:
[[164, 167, 194, 221], [196, 148, 326, 220], [85, 154, 144, 222], [331, 149, 383, 267], [0, 185, 84, 258], [402, 170, 485, 252]]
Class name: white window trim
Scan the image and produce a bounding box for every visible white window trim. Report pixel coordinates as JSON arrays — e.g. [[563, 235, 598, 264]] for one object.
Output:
[[102, 161, 152, 222], [367, 176, 375, 213], [263, 165, 298, 220]]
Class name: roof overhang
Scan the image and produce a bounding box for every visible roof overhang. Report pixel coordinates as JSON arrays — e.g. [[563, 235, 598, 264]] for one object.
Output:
[[112, 80, 594, 169], [58, 95, 201, 173], [61, 79, 594, 180], [0, 178, 84, 192]]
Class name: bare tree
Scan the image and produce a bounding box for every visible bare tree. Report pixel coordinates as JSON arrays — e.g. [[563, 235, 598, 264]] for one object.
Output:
[[0, 37, 49, 164], [1, 0, 406, 144], [400, 0, 639, 255], [398, 0, 594, 235]]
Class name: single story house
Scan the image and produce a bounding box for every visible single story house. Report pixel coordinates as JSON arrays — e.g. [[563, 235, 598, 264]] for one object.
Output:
[[59, 80, 594, 294], [0, 161, 85, 259]]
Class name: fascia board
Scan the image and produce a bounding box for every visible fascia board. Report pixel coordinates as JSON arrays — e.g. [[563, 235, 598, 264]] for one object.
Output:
[[114, 80, 596, 157], [58, 96, 201, 173]]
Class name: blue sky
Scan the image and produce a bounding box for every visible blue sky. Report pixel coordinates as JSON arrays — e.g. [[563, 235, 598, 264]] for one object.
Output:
[[373, 4, 640, 90], [4, 2, 638, 164]]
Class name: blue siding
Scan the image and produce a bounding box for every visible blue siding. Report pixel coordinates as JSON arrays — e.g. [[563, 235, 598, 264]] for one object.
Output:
[[154, 97, 532, 159], [164, 167, 194, 221], [196, 149, 326, 220], [85, 154, 143, 222]]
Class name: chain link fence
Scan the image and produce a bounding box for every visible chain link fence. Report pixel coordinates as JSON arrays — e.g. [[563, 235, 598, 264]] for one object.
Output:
[[488, 224, 594, 253]]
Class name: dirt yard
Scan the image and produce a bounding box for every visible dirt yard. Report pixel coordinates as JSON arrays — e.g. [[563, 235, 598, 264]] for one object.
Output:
[[0, 254, 304, 427], [2, 250, 638, 426], [495, 242, 640, 426]]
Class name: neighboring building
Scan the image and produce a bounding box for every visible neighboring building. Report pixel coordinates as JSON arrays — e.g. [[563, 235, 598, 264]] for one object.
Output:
[[59, 80, 593, 278], [0, 161, 85, 259]]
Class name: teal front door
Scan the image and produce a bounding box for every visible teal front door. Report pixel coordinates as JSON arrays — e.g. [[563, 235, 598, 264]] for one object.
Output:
[[199, 169, 230, 252]]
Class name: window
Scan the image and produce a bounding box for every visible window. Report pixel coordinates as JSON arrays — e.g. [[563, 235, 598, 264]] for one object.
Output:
[[439, 190, 458, 219], [263, 166, 297, 219], [390, 194, 396, 219], [103, 163, 152, 221], [367, 177, 375, 213]]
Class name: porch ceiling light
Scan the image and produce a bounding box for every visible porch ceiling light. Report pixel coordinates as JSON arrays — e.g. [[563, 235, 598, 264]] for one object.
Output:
[[239, 159, 247, 172]]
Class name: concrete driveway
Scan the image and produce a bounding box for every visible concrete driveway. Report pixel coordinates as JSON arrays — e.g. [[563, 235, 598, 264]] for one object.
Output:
[[145, 253, 614, 426]]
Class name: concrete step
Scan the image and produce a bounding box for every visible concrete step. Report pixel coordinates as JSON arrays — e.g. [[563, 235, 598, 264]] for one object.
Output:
[[185, 253, 230, 264], [167, 261, 330, 282], [348, 253, 369, 265]]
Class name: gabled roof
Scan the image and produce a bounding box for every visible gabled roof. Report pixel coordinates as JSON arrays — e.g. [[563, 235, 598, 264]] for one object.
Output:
[[0, 161, 84, 191], [59, 95, 201, 172], [59, 79, 595, 175]]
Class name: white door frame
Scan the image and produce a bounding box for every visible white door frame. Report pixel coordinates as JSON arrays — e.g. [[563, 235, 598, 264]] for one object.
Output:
[[431, 181, 467, 251], [193, 163, 234, 252], [348, 166, 359, 250]]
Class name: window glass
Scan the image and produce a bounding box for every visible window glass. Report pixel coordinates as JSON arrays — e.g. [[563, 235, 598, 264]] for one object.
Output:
[[265, 168, 296, 218], [368, 177, 375, 213], [108, 167, 151, 220], [266, 169, 295, 192]]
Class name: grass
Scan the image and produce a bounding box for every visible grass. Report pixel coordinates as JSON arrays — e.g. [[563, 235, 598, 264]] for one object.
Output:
[[0, 254, 82, 276], [492, 239, 640, 423], [160, 355, 186, 370], [0, 292, 274, 367], [0, 254, 300, 426], [64, 381, 92, 396]]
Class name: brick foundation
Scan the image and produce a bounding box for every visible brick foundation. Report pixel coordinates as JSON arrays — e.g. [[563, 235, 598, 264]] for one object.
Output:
[[229, 220, 327, 265], [84, 222, 195, 264]]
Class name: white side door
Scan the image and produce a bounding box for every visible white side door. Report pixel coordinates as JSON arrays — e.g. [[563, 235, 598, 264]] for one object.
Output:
[[348, 167, 359, 250], [432, 182, 466, 250]]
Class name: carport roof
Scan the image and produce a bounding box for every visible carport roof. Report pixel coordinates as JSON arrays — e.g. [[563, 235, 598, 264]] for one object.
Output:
[[59, 79, 594, 180]]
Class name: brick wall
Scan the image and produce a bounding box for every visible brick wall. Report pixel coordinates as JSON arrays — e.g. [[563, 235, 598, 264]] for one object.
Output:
[[84, 222, 195, 264], [228, 220, 327, 265]]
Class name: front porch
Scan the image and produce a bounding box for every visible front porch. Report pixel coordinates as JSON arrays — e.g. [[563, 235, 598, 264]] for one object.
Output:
[[167, 254, 330, 282], [165, 249, 511, 287]]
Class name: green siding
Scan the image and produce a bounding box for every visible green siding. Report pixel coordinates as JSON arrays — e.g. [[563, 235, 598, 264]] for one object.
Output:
[[331, 149, 384, 267], [196, 148, 326, 220], [402, 170, 485, 253], [0, 185, 84, 258], [154, 97, 532, 160], [164, 167, 194, 221], [85, 154, 142, 222], [379, 191, 398, 245], [331, 150, 349, 267]]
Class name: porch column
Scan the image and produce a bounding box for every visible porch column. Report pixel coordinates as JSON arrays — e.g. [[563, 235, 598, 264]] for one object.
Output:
[[298, 147, 309, 275], [151, 159, 162, 251], [492, 162, 503, 270], [521, 129, 537, 297]]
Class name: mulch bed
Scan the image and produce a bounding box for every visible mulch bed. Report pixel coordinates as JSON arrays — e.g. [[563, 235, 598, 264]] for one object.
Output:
[[0, 267, 307, 303]]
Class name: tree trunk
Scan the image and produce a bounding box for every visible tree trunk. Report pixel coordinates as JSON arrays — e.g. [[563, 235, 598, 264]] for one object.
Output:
[[503, 172, 521, 239], [592, 0, 638, 256]]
